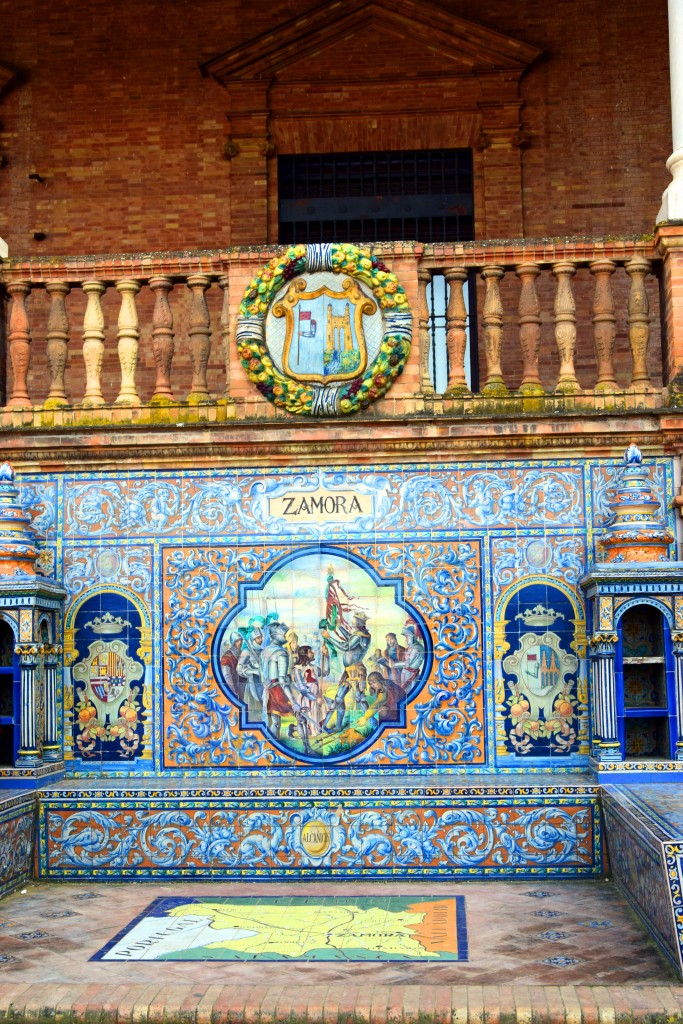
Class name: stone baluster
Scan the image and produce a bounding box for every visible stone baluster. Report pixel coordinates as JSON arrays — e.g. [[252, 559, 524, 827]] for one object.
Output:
[[626, 256, 652, 387], [417, 268, 434, 396], [42, 643, 62, 762], [588, 635, 622, 762], [590, 259, 618, 391], [15, 644, 41, 767], [444, 268, 470, 396], [81, 280, 106, 408], [6, 282, 32, 409], [45, 281, 71, 408], [149, 276, 175, 403], [481, 266, 507, 396], [552, 261, 579, 394], [516, 262, 544, 394], [187, 275, 211, 403], [115, 279, 141, 406], [219, 274, 235, 403]]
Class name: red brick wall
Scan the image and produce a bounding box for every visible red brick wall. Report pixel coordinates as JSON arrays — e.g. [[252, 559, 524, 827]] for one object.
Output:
[[0, 0, 671, 257]]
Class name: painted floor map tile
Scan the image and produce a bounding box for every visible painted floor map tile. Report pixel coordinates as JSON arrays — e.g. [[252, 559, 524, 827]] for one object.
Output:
[[91, 895, 468, 962]]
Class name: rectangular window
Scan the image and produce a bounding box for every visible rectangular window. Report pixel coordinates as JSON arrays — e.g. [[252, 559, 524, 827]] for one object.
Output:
[[278, 149, 474, 245]]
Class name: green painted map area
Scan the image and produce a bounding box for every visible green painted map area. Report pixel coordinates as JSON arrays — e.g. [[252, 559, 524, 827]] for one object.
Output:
[[93, 895, 468, 962]]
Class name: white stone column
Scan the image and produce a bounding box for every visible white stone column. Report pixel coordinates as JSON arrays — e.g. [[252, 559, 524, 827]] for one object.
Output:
[[658, 0, 683, 221], [0, 237, 7, 260]]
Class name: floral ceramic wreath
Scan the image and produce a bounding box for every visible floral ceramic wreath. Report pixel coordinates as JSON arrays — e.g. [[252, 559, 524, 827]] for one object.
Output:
[[236, 242, 412, 416]]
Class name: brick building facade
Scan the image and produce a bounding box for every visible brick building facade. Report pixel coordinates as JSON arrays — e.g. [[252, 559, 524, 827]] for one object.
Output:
[[1, 0, 683, 981]]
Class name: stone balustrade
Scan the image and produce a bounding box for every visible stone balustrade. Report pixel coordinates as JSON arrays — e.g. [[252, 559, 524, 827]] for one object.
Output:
[[419, 239, 661, 403], [0, 237, 666, 424]]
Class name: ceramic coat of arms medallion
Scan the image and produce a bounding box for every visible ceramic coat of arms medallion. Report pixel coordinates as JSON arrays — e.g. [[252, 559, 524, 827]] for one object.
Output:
[[237, 242, 412, 415]]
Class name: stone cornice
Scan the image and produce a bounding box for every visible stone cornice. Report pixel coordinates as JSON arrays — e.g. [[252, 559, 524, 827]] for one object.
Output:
[[2, 412, 683, 472]]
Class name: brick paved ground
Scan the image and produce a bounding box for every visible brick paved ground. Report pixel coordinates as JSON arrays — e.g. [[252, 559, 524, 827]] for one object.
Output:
[[0, 879, 678, 1022]]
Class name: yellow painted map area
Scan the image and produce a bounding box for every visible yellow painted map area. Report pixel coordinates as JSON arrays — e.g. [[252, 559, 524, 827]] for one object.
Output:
[[169, 901, 439, 959]]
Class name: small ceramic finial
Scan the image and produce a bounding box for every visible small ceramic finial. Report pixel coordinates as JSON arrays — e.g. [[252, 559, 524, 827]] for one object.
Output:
[[599, 446, 672, 563], [0, 463, 14, 481]]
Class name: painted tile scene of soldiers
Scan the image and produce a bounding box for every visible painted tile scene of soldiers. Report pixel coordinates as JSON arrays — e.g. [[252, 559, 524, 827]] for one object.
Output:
[[214, 552, 428, 761]]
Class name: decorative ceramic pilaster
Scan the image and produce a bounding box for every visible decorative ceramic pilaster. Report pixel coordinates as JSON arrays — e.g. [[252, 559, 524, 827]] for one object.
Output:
[[115, 279, 141, 406], [481, 266, 507, 396], [149, 276, 175, 403], [626, 256, 652, 386], [444, 268, 469, 396], [15, 644, 40, 767], [45, 281, 71, 409], [219, 274, 235, 404], [590, 259, 618, 392], [417, 268, 434, 396], [7, 283, 32, 409], [81, 281, 106, 408], [516, 263, 543, 395], [552, 261, 579, 394], [187, 275, 212, 404], [0, 465, 65, 772], [42, 643, 61, 762], [657, 0, 683, 221], [588, 635, 621, 761]]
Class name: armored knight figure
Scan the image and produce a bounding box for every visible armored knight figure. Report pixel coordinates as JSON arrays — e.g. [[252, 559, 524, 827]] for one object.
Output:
[[322, 610, 371, 732], [260, 621, 310, 750]]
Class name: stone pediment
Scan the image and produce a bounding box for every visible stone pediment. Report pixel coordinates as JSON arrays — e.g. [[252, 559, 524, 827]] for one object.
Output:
[[201, 0, 542, 85]]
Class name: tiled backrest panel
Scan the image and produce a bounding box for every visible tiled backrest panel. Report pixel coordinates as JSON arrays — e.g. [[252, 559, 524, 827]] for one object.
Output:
[[18, 457, 676, 775]]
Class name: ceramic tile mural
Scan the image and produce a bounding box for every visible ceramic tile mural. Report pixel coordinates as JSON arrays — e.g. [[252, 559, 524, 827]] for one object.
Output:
[[210, 548, 431, 763], [37, 790, 601, 879], [602, 787, 683, 974], [495, 580, 587, 761], [0, 796, 35, 897], [164, 540, 480, 769], [12, 456, 675, 776]]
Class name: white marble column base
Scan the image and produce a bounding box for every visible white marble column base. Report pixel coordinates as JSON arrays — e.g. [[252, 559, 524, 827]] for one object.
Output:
[[658, 152, 683, 222]]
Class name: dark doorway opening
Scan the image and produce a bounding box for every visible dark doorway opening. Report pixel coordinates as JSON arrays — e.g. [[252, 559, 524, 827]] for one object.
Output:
[[278, 148, 474, 245]]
